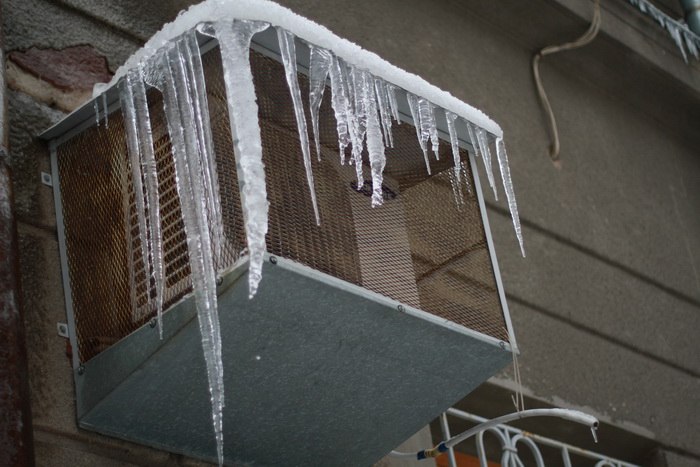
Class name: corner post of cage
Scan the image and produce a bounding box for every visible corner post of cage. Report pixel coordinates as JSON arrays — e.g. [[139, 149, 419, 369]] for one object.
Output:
[[49, 140, 81, 372], [465, 147, 519, 354]]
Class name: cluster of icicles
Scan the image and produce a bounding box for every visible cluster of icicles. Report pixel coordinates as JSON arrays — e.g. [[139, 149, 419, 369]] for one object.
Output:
[[628, 0, 700, 62], [111, 19, 523, 466]]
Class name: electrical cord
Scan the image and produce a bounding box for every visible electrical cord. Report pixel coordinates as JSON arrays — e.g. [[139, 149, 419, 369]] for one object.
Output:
[[532, 0, 602, 162]]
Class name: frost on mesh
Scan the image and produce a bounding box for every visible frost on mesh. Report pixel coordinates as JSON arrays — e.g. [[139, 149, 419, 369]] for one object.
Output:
[[102, 3, 527, 464]]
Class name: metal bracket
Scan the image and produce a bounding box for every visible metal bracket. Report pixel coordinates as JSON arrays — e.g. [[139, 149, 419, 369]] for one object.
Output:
[[57, 322, 69, 338], [41, 172, 53, 187]]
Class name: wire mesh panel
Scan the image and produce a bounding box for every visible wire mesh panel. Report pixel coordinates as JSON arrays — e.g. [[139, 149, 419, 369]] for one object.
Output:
[[56, 42, 507, 364]]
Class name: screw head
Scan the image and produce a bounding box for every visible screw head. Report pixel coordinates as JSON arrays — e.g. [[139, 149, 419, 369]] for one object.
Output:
[[499, 341, 506, 350], [77, 365, 85, 375], [397, 305, 405, 312], [216, 276, 223, 286], [269, 256, 278, 265], [149, 318, 157, 328]]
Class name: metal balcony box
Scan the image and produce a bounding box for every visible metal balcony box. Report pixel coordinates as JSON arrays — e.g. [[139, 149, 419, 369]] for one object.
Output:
[[42, 22, 517, 466]]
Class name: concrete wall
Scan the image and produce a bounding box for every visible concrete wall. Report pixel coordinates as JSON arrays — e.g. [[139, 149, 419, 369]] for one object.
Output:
[[3, 0, 698, 465]]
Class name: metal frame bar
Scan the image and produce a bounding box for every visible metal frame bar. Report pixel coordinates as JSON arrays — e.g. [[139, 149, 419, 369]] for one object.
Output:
[[467, 148, 519, 353], [49, 142, 80, 371]]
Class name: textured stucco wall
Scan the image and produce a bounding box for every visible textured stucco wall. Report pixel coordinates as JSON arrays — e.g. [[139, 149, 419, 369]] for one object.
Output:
[[3, 0, 699, 465]]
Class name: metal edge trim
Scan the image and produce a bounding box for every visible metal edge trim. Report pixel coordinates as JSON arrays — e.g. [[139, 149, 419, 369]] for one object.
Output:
[[50, 142, 82, 369], [467, 149, 519, 354]]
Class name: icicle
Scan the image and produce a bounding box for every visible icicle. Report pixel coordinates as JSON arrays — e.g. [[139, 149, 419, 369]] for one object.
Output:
[[374, 78, 394, 147], [465, 120, 497, 200], [327, 55, 351, 164], [182, 31, 225, 268], [684, 31, 699, 60], [120, 73, 151, 314], [406, 92, 431, 175], [355, 70, 368, 144], [160, 41, 224, 467], [206, 19, 270, 300], [417, 98, 431, 154], [428, 104, 439, 157], [277, 28, 321, 226], [346, 62, 367, 148], [476, 127, 497, 200], [93, 99, 101, 128], [445, 110, 465, 205], [308, 45, 331, 161], [386, 83, 401, 124], [348, 65, 367, 187], [465, 120, 481, 160], [133, 68, 165, 341], [336, 58, 364, 187], [448, 168, 465, 208], [120, 65, 166, 340], [496, 137, 525, 257], [362, 71, 386, 207], [667, 21, 688, 63], [102, 93, 109, 129], [418, 98, 439, 159]]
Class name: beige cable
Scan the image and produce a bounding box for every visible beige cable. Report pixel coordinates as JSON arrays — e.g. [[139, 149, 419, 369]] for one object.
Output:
[[532, 0, 602, 162]]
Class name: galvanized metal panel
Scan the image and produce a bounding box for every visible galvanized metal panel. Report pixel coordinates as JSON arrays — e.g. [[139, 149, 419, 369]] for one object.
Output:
[[79, 256, 511, 466]]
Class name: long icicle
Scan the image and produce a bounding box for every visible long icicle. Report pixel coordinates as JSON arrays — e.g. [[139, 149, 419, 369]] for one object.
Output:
[[465, 119, 481, 160], [210, 19, 271, 298], [102, 92, 109, 128], [338, 59, 364, 188], [349, 65, 367, 145], [177, 33, 225, 406], [308, 45, 331, 161], [277, 28, 321, 226], [169, 40, 222, 361], [374, 77, 394, 147], [346, 64, 367, 186], [496, 137, 525, 256], [445, 110, 466, 205], [129, 65, 165, 339], [386, 83, 401, 124], [406, 92, 431, 175], [476, 126, 497, 200], [418, 98, 439, 159], [119, 72, 152, 319], [160, 42, 224, 467], [362, 70, 386, 207], [182, 30, 225, 268], [327, 54, 352, 164]]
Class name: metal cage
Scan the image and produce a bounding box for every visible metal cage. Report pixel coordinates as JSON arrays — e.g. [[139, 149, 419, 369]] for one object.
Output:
[[43, 27, 517, 466]]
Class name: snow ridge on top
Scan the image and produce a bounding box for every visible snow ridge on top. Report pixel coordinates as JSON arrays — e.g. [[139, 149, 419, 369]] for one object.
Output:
[[95, 0, 503, 137]]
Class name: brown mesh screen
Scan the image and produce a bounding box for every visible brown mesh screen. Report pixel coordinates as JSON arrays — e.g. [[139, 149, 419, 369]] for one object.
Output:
[[57, 44, 507, 363]]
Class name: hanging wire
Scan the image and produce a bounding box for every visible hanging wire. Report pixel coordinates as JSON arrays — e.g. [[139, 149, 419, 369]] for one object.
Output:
[[507, 327, 525, 413], [532, 0, 602, 163]]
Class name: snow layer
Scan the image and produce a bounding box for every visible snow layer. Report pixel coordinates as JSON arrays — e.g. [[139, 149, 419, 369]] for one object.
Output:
[[94, 0, 503, 137]]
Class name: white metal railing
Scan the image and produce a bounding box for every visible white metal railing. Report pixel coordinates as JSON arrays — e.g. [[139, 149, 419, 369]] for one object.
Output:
[[440, 408, 640, 467]]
